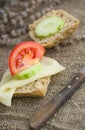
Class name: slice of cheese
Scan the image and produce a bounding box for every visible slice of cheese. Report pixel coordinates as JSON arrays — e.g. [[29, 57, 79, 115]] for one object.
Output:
[[0, 57, 65, 106]]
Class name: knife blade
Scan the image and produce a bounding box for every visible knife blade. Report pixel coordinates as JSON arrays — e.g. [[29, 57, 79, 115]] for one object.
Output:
[[30, 66, 85, 130]]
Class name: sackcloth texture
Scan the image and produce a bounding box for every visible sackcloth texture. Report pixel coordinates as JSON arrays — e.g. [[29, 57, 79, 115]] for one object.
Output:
[[0, 0, 85, 130]]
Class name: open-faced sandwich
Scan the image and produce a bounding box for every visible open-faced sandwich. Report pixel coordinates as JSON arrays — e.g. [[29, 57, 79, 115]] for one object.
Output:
[[29, 9, 80, 48], [0, 41, 65, 106]]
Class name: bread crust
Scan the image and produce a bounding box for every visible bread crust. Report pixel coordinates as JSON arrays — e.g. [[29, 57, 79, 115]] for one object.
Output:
[[14, 76, 51, 97], [29, 9, 80, 48]]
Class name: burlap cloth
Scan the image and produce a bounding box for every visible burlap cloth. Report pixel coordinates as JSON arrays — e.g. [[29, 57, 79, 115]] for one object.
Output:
[[0, 0, 85, 130]]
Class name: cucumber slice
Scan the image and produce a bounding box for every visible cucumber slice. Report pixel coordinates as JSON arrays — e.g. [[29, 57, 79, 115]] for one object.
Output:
[[14, 62, 42, 80], [35, 16, 64, 38]]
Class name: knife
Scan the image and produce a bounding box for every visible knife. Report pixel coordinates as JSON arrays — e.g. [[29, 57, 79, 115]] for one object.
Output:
[[30, 66, 85, 130]]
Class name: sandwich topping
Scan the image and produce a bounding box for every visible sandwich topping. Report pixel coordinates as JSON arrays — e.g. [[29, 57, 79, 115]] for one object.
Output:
[[9, 41, 45, 76], [35, 16, 64, 38], [0, 41, 66, 106], [15, 62, 42, 80]]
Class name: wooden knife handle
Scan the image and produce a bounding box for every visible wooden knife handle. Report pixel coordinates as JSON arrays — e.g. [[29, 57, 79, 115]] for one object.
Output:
[[30, 73, 85, 130]]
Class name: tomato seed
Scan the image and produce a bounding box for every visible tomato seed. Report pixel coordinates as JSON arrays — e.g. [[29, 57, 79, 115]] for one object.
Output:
[[17, 53, 22, 60], [17, 63, 24, 68], [20, 50, 26, 56]]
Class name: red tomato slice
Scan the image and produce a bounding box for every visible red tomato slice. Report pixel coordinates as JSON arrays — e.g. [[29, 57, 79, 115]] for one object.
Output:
[[9, 41, 45, 75]]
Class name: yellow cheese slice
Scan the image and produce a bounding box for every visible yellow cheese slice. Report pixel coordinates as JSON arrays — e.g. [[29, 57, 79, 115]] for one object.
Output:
[[0, 57, 66, 106]]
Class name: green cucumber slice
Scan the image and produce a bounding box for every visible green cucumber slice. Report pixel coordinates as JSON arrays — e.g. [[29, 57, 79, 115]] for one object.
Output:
[[14, 62, 42, 80], [35, 16, 64, 38]]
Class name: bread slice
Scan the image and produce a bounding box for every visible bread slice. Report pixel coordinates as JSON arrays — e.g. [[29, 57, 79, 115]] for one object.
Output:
[[29, 9, 80, 48], [14, 76, 51, 97]]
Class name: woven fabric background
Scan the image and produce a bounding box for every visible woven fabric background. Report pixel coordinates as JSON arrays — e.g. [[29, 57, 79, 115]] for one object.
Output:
[[0, 0, 85, 130]]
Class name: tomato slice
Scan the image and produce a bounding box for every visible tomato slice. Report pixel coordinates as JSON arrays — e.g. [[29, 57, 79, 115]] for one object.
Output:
[[9, 41, 45, 75]]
